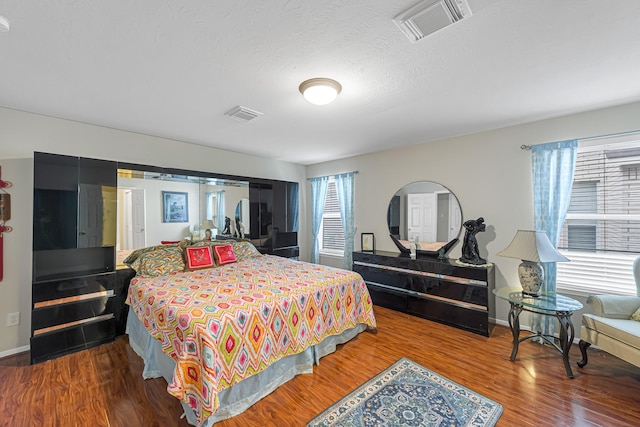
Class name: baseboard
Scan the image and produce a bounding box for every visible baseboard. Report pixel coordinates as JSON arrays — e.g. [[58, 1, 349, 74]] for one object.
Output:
[[0, 345, 30, 359]]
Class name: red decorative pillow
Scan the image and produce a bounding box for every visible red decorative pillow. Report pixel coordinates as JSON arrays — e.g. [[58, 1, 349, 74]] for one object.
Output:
[[213, 244, 237, 265], [185, 246, 215, 270]]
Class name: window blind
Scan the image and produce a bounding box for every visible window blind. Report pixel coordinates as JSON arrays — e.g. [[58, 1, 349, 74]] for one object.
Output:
[[320, 179, 344, 252], [556, 132, 640, 296]]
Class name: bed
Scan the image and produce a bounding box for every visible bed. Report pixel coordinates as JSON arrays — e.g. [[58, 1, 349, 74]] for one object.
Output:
[[124, 241, 377, 426]]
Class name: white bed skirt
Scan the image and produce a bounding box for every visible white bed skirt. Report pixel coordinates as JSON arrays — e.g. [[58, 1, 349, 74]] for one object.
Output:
[[126, 306, 367, 426]]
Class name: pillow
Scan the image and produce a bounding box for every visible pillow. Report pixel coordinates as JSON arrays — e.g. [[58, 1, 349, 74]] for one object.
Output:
[[123, 244, 172, 266], [631, 306, 640, 321], [192, 239, 233, 248], [185, 246, 215, 270], [191, 240, 261, 261], [130, 246, 185, 277], [213, 243, 237, 265], [231, 241, 262, 260]]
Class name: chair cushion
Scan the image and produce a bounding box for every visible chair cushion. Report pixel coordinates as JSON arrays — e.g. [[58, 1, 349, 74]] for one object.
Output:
[[582, 313, 640, 351]]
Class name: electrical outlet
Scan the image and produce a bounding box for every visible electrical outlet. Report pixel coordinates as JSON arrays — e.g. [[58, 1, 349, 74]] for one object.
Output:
[[6, 312, 19, 326]]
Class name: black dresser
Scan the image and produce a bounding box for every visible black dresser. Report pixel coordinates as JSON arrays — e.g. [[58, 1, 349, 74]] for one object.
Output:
[[353, 251, 495, 336], [31, 152, 119, 364]]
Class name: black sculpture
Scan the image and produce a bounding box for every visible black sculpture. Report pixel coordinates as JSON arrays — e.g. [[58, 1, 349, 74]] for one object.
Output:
[[222, 216, 231, 235], [460, 217, 487, 265]]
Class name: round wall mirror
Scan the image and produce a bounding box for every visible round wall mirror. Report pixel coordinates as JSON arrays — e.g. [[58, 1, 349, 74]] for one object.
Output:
[[387, 181, 462, 257]]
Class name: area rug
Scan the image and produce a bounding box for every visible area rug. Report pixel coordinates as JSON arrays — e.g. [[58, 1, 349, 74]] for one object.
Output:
[[307, 358, 503, 427]]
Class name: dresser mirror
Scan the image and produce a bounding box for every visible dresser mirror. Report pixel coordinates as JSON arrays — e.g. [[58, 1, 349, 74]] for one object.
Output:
[[387, 181, 462, 256], [117, 169, 249, 250]]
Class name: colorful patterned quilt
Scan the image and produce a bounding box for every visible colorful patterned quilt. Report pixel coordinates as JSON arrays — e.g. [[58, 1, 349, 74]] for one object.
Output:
[[126, 255, 376, 424]]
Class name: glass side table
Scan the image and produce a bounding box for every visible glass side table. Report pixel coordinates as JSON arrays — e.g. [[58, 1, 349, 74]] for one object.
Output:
[[493, 287, 583, 378]]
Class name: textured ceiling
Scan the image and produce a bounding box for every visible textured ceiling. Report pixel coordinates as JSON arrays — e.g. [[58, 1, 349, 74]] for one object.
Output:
[[1, 0, 639, 165]]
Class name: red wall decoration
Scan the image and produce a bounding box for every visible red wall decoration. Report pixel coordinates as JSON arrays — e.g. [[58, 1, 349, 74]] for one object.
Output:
[[0, 166, 13, 281]]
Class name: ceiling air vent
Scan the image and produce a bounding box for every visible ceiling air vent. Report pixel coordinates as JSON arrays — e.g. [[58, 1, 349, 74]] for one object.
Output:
[[225, 106, 263, 122], [393, 0, 472, 43]]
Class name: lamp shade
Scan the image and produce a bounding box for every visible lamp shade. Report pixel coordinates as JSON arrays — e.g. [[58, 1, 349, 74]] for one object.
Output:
[[0, 15, 9, 32], [299, 78, 342, 105], [201, 220, 215, 230], [497, 230, 569, 263]]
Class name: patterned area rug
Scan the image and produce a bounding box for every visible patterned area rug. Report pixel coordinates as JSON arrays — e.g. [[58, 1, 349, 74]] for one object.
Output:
[[307, 358, 503, 427]]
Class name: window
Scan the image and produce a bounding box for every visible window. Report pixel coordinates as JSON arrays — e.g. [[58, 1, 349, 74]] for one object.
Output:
[[565, 181, 597, 251], [556, 132, 640, 296], [318, 178, 344, 254], [205, 192, 218, 222]]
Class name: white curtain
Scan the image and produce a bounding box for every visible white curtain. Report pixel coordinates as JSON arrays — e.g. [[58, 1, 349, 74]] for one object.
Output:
[[309, 176, 329, 264], [335, 172, 357, 270]]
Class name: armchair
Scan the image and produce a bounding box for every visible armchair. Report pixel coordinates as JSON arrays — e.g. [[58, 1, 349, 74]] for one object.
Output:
[[577, 256, 640, 369]]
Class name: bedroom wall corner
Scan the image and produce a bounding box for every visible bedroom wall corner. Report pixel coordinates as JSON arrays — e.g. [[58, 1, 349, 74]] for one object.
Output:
[[0, 158, 33, 356], [305, 100, 640, 333]]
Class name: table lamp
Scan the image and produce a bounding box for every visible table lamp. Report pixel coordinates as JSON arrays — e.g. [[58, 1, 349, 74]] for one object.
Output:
[[201, 220, 215, 240], [497, 230, 569, 297]]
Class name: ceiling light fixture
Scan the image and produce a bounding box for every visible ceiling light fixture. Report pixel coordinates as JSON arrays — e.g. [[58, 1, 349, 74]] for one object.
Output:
[[299, 78, 342, 106], [0, 15, 10, 32]]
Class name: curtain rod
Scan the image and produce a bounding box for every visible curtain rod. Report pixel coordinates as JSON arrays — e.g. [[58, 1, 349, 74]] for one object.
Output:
[[578, 129, 640, 142], [521, 129, 640, 151], [307, 170, 359, 181]]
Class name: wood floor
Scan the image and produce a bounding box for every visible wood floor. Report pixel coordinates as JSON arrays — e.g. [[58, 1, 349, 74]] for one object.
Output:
[[1, 305, 639, 427]]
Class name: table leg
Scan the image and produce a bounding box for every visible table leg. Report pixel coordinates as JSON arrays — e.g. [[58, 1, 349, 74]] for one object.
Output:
[[508, 303, 523, 361], [557, 311, 575, 378]]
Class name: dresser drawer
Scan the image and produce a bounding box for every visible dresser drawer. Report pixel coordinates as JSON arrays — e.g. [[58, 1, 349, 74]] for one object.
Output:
[[354, 250, 495, 337], [406, 294, 490, 336], [355, 263, 488, 307], [32, 295, 115, 332], [366, 283, 408, 312], [33, 272, 117, 304], [30, 317, 116, 364]]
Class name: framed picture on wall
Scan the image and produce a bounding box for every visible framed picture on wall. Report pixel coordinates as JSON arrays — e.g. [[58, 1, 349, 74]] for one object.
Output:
[[162, 191, 189, 223], [361, 232, 375, 252]]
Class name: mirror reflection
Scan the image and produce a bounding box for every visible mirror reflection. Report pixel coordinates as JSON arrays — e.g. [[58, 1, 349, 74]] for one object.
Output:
[[234, 198, 250, 238], [116, 169, 249, 251], [387, 181, 462, 256]]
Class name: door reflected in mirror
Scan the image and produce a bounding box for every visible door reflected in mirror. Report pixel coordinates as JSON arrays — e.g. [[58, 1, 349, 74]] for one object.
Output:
[[387, 181, 462, 256]]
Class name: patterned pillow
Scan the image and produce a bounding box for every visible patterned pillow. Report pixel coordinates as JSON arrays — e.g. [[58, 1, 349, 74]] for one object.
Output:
[[230, 241, 262, 260], [130, 246, 185, 277], [213, 244, 237, 265], [185, 246, 215, 270], [191, 240, 262, 261], [123, 244, 172, 266], [631, 306, 640, 321]]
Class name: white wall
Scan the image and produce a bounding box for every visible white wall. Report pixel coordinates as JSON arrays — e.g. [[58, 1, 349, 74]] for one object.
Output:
[[2, 101, 640, 356], [116, 177, 251, 246], [308, 100, 640, 333], [118, 177, 200, 245], [0, 107, 307, 355], [0, 159, 34, 356]]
